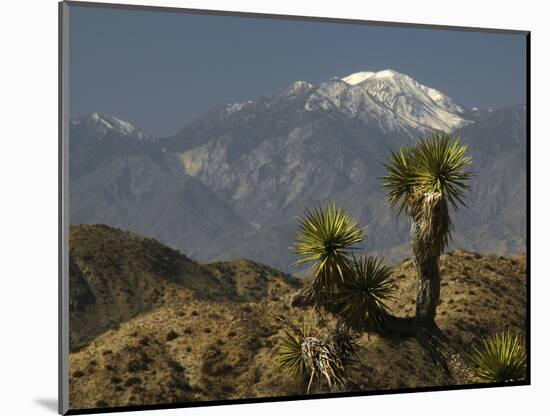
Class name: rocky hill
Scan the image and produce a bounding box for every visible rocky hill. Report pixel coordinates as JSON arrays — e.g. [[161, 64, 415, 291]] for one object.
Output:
[[68, 226, 526, 411], [69, 225, 299, 351]]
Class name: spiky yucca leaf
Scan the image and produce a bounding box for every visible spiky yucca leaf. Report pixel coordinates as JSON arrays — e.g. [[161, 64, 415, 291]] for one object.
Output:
[[333, 256, 395, 330], [277, 324, 317, 378], [381, 145, 415, 215], [469, 332, 526, 383], [277, 330, 306, 378], [330, 323, 360, 363], [411, 133, 473, 210], [382, 132, 473, 214], [294, 203, 365, 293]]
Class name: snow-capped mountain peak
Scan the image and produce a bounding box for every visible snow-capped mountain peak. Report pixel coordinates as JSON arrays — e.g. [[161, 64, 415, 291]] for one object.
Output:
[[341, 69, 403, 85], [72, 112, 154, 141], [305, 69, 472, 136], [372, 69, 400, 79], [206, 69, 471, 138]]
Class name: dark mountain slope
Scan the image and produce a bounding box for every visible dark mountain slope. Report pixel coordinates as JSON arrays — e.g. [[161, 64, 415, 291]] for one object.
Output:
[[69, 225, 300, 350], [69, 224, 221, 350]]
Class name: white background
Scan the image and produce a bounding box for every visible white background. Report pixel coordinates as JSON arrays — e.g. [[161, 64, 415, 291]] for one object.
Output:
[[0, 0, 547, 414]]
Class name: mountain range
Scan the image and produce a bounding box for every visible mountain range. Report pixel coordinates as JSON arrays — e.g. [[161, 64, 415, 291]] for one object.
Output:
[[69, 69, 527, 272]]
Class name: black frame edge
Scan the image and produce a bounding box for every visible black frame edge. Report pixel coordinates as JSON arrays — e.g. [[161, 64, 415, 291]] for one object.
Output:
[[66, 381, 530, 415], [58, 2, 64, 414], [59, 1, 70, 414]]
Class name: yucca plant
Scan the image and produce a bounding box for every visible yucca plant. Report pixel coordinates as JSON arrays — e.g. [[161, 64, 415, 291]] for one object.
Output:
[[329, 322, 360, 363], [294, 203, 365, 296], [332, 255, 395, 331], [277, 326, 312, 380], [301, 337, 346, 393], [286, 204, 395, 390], [382, 132, 473, 325], [469, 332, 526, 382], [277, 324, 346, 393]]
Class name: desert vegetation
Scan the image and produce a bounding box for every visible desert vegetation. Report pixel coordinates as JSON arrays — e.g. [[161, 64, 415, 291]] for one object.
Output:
[[279, 132, 526, 390], [68, 225, 527, 408], [469, 332, 526, 383]]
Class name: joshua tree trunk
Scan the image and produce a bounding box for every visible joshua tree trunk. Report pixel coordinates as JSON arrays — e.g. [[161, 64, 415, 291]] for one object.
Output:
[[413, 254, 440, 326], [410, 192, 448, 328]]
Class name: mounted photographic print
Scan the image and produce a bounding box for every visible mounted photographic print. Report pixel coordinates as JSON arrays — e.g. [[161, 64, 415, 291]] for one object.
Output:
[[59, 1, 530, 414]]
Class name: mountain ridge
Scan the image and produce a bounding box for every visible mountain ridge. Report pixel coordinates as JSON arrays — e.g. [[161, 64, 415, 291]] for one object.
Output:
[[68, 69, 526, 272]]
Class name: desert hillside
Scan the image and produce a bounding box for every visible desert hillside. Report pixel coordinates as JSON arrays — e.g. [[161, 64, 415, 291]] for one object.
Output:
[[69, 224, 299, 351], [68, 225, 526, 410]]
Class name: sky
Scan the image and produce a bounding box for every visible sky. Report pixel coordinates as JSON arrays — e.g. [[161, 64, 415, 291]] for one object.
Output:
[[69, 5, 527, 137]]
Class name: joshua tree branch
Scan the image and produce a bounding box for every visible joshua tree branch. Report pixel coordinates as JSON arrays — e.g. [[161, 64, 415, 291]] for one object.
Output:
[[290, 282, 472, 384]]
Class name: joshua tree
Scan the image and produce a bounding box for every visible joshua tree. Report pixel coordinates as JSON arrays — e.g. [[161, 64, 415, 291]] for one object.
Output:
[[382, 132, 473, 328], [292, 203, 365, 305], [280, 133, 474, 388], [291, 133, 472, 330], [280, 204, 395, 391], [291, 203, 395, 329]]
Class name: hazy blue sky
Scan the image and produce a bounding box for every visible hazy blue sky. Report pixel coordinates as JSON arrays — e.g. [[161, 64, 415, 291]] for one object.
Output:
[[69, 5, 527, 137]]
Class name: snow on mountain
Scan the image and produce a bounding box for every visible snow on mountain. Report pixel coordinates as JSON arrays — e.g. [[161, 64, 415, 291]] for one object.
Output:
[[305, 78, 424, 136], [71, 112, 154, 141], [281, 80, 314, 98], [341, 71, 377, 85], [192, 69, 469, 139], [223, 101, 254, 117], [326, 69, 472, 136]]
